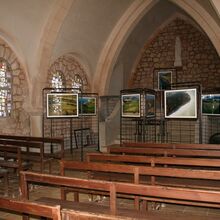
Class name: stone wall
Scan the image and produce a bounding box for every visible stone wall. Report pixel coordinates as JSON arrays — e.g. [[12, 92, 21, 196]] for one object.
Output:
[[130, 18, 220, 144], [131, 18, 220, 90]]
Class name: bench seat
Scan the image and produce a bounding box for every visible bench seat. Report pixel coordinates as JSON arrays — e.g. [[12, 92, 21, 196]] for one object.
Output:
[[37, 197, 219, 220]]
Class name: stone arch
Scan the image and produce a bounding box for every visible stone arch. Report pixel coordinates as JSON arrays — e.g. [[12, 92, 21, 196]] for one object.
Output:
[[93, 0, 220, 95], [128, 12, 207, 87], [130, 17, 220, 90]]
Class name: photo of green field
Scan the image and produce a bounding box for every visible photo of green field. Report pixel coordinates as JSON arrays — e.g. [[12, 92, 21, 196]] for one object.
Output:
[[79, 97, 96, 115], [47, 93, 78, 118], [122, 94, 140, 117], [202, 94, 220, 115]]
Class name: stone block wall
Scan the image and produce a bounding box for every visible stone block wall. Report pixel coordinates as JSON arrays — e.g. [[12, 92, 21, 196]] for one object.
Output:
[[130, 18, 220, 144], [131, 18, 220, 90]]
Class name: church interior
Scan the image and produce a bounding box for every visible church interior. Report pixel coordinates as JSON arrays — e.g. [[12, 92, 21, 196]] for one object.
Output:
[[0, 0, 220, 219]]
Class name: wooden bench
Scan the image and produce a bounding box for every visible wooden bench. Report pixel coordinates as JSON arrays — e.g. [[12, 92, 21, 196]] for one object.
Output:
[[0, 134, 64, 159], [0, 197, 61, 220], [107, 145, 220, 158], [0, 139, 51, 173], [0, 145, 32, 172], [86, 152, 220, 169], [60, 160, 220, 196], [122, 142, 220, 150], [20, 171, 220, 220]]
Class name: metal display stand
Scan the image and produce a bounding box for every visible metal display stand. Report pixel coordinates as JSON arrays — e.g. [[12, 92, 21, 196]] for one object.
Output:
[[42, 88, 99, 161], [120, 88, 157, 144], [120, 83, 203, 144]]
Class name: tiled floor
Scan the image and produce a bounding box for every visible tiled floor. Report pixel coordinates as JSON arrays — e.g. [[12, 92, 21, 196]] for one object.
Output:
[[1, 147, 220, 219]]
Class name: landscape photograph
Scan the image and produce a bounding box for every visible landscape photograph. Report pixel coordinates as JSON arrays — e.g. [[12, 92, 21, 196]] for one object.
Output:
[[79, 96, 96, 115], [122, 94, 140, 117], [202, 94, 220, 115], [47, 93, 78, 118]]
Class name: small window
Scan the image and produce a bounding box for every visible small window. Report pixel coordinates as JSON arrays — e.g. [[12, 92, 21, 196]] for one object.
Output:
[[0, 59, 12, 117], [51, 71, 65, 90], [72, 74, 83, 92]]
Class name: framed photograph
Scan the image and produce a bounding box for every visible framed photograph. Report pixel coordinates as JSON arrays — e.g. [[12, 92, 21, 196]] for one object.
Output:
[[146, 94, 155, 117], [202, 94, 220, 115], [158, 70, 172, 90], [122, 94, 140, 117], [46, 93, 78, 118], [165, 88, 197, 119], [79, 96, 96, 115]]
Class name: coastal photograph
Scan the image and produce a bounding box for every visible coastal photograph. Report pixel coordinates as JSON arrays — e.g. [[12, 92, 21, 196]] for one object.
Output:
[[165, 88, 197, 118]]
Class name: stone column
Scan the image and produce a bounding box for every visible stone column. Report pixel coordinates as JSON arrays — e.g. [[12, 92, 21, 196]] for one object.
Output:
[[30, 112, 43, 137]]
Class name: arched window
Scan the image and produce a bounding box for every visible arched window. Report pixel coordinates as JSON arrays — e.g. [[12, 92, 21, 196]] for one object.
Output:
[[47, 55, 90, 92], [51, 71, 65, 90], [0, 59, 12, 117], [72, 74, 83, 92]]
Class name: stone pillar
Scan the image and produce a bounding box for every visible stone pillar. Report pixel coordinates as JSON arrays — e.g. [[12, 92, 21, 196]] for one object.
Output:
[[30, 112, 43, 137]]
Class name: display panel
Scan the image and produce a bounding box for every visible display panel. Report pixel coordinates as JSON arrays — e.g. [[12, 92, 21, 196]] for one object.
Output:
[[146, 94, 155, 117], [158, 70, 172, 90], [121, 94, 140, 117], [202, 94, 220, 115], [79, 96, 96, 115], [47, 93, 78, 118], [165, 88, 197, 118]]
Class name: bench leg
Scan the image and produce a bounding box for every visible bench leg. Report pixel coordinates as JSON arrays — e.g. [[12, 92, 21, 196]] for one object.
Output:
[[3, 173, 9, 196], [48, 161, 52, 174], [74, 192, 79, 202], [22, 214, 29, 220], [61, 188, 67, 200], [142, 200, 148, 211], [134, 196, 140, 210]]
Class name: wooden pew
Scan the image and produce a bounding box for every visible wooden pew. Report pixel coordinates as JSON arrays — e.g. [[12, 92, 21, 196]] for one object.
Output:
[[60, 160, 220, 194], [86, 152, 220, 169], [107, 146, 220, 158], [0, 139, 51, 173], [0, 134, 64, 159], [20, 171, 220, 220], [0, 145, 32, 173], [0, 197, 61, 220], [122, 142, 220, 150]]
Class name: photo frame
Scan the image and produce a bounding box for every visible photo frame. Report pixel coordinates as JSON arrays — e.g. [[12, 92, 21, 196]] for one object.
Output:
[[153, 68, 177, 90], [79, 96, 96, 116], [46, 93, 78, 118], [202, 94, 220, 115], [158, 70, 172, 90], [146, 94, 155, 117], [164, 88, 197, 119], [121, 93, 140, 117]]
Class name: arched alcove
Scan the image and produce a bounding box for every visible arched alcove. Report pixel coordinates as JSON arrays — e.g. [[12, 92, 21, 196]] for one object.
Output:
[[93, 0, 220, 95]]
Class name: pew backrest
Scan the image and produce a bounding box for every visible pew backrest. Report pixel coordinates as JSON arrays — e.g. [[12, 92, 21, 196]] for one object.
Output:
[[108, 146, 220, 158], [60, 160, 220, 189], [122, 142, 220, 150], [20, 171, 220, 216], [0, 134, 64, 158], [0, 197, 61, 220], [87, 152, 220, 169]]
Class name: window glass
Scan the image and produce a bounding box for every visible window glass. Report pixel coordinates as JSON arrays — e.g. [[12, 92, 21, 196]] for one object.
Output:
[[0, 60, 12, 117]]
